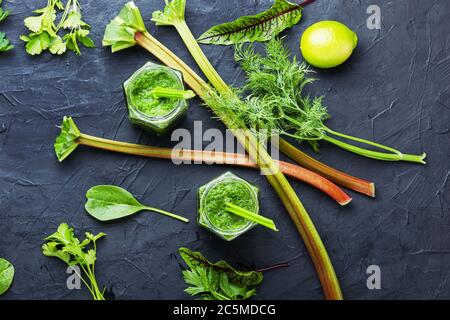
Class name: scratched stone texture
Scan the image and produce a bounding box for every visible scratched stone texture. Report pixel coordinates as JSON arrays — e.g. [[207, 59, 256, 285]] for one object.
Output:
[[0, 0, 449, 300]]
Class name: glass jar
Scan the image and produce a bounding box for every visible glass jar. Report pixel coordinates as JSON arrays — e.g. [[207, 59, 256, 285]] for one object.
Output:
[[123, 62, 189, 135], [197, 172, 259, 241]]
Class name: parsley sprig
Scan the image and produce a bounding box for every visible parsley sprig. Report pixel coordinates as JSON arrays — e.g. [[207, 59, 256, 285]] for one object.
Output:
[[0, 0, 13, 52], [42, 223, 106, 300], [20, 0, 94, 55]]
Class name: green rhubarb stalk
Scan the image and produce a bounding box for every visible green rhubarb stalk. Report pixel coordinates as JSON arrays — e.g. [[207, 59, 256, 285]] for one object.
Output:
[[225, 202, 279, 232], [150, 86, 196, 100], [150, 0, 342, 299], [103, 1, 342, 299]]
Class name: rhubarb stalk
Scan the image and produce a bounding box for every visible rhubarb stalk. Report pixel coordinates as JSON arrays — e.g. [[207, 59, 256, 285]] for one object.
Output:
[[55, 116, 352, 205], [278, 138, 375, 197]]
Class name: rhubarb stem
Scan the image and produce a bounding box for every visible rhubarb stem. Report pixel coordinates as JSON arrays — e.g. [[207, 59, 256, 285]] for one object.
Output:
[[278, 138, 376, 197], [76, 132, 351, 205]]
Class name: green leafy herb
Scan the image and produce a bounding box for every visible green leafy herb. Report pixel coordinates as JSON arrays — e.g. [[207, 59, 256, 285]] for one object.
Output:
[[0, 0, 9, 23], [225, 202, 278, 231], [21, 0, 94, 56], [179, 247, 262, 300], [0, 258, 14, 296], [85, 185, 189, 223], [0, 32, 12, 52], [232, 39, 426, 163], [197, 0, 304, 45], [0, 0, 13, 52], [42, 223, 106, 300]]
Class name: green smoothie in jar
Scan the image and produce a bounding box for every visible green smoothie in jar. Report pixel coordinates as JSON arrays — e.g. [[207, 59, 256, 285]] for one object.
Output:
[[198, 172, 259, 241], [123, 62, 189, 135]]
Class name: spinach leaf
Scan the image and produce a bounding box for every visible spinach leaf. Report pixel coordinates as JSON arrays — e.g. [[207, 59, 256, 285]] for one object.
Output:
[[197, 0, 303, 45], [0, 258, 14, 296], [85, 185, 189, 223]]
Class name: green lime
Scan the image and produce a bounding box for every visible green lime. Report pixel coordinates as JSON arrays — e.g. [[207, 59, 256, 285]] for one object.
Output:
[[300, 20, 358, 68]]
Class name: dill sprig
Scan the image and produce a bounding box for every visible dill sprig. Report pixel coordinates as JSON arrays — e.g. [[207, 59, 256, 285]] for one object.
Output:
[[233, 38, 426, 164]]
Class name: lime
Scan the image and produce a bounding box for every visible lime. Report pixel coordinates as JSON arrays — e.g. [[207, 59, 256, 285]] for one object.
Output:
[[300, 20, 358, 69]]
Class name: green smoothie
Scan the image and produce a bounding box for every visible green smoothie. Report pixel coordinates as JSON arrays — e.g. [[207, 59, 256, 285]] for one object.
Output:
[[203, 180, 257, 231], [129, 69, 181, 117]]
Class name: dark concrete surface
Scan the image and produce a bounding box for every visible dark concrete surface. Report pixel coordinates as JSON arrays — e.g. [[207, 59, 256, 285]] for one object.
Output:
[[0, 0, 449, 300]]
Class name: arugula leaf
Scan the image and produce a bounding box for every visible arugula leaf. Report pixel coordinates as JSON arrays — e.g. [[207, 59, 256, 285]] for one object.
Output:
[[197, 0, 303, 45], [85, 185, 189, 223], [179, 248, 262, 300], [0, 258, 14, 296], [42, 223, 106, 300]]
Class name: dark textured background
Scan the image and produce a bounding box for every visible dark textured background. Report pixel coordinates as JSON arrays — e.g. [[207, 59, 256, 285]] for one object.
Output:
[[0, 0, 449, 300]]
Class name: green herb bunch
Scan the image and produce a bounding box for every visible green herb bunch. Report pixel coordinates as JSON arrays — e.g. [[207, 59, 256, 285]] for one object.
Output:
[[42, 223, 106, 300], [232, 38, 426, 163], [0, 0, 13, 52], [21, 0, 94, 55], [179, 248, 263, 300]]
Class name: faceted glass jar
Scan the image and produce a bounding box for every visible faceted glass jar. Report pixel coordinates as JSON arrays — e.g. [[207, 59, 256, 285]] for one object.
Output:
[[197, 172, 259, 241], [123, 62, 189, 135]]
